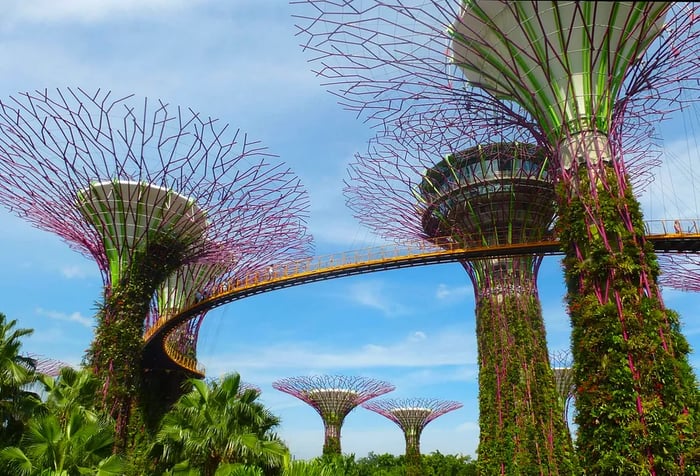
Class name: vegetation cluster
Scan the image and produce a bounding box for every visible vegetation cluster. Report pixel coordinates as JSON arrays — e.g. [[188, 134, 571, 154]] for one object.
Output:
[[0, 313, 476, 475], [557, 167, 700, 474]]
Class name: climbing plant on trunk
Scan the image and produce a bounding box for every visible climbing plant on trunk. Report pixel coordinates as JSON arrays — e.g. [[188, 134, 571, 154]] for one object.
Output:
[[556, 165, 700, 474]]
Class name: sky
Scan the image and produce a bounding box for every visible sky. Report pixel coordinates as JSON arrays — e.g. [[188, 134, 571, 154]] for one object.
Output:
[[0, 0, 698, 461]]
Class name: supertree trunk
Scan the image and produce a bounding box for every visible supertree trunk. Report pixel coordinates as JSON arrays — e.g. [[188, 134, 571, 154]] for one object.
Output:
[[557, 160, 699, 474], [468, 257, 577, 475], [404, 428, 423, 476], [89, 233, 188, 453], [322, 418, 343, 456]]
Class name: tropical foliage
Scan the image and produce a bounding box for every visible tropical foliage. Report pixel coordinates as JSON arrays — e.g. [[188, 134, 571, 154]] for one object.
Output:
[[0, 367, 124, 475], [153, 373, 288, 476], [0, 313, 40, 448], [285, 452, 476, 475], [475, 291, 578, 474]]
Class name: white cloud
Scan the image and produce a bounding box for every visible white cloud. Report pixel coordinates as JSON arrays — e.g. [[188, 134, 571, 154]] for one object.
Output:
[[35, 307, 93, 328], [6, 0, 204, 23], [200, 327, 476, 377], [343, 280, 411, 317], [408, 331, 427, 342], [60, 265, 94, 279], [436, 283, 472, 301]]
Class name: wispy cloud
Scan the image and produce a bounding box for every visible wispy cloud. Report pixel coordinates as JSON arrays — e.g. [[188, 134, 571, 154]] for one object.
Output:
[[200, 327, 476, 377], [5, 0, 204, 23], [342, 280, 411, 317], [60, 265, 95, 279], [35, 307, 93, 328], [436, 283, 472, 301]]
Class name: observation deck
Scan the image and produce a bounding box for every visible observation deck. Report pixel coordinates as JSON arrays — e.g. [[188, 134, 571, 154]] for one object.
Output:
[[418, 143, 554, 247]]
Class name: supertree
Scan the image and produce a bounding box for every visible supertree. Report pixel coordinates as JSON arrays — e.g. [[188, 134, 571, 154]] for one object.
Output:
[[362, 397, 462, 476], [272, 375, 395, 455], [292, 2, 700, 472], [346, 125, 578, 473], [0, 88, 313, 453], [447, 4, 700, 473]]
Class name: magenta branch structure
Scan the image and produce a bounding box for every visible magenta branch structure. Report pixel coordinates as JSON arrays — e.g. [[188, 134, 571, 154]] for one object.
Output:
[[293, 2, 700, 472], [272, 375, 395, 455], [0, 88, 313, 450], [363, 397, 462, 475]]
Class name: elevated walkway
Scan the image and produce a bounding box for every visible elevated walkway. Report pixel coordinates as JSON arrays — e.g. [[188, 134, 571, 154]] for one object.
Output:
[[143, 218, 700, 375]]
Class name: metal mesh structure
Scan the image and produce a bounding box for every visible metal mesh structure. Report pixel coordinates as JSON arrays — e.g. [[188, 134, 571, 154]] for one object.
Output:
[[292, 0, 672, 191], [363, 397, 462, 472], [0, 88, 313, 450], [272, 375, 395, 455], [293, 2, 700, 472], [0, 89, 312, 287], [148, 261, 230, 376]]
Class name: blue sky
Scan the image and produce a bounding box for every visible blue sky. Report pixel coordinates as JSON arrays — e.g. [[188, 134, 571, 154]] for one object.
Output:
[[0, 0, 698, 460]]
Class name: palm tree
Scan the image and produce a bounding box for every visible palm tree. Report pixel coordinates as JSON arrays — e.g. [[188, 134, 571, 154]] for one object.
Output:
[[0, 367, 124, 475], [0, 313, 40, 447], [39, 366, 101, 422], [0, 411, 124, 475], [154, 373, 288, 476]]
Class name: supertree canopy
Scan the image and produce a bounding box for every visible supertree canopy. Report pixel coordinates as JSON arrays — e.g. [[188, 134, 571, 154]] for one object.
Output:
[[363, 397, 462, 476], [272, 375, 395, 455], [347, 128, 577, 473], [293, 2, 700, 472], [0, 88, 313, 452]]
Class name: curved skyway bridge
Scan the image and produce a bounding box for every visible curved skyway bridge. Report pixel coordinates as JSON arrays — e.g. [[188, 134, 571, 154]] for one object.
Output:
[[143, 218, 700, 375]]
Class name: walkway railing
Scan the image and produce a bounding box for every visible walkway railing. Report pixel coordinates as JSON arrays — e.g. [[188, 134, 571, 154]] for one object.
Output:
[[644, 218, 700, 236], [163, 339, 206, 377]]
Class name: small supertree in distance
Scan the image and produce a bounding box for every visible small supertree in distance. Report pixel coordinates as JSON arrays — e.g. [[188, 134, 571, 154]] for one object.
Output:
[[363, 397, 462, 476], [292, 2, 700, 472], [272, 375, 395, 455], [346, 125, 578, 473], [0, 88, 312, 453]]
